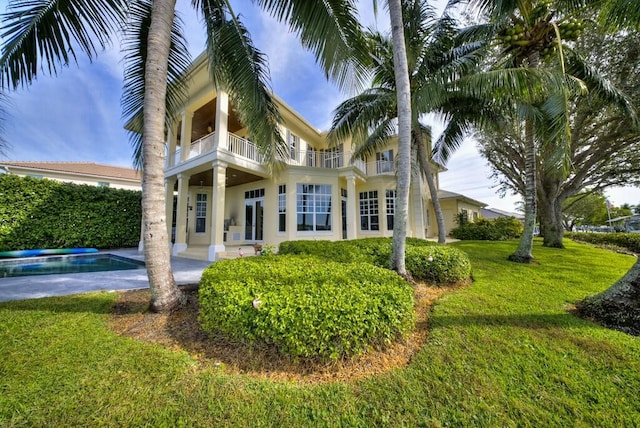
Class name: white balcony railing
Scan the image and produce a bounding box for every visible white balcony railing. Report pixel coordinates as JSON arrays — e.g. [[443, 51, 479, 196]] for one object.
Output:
[[188, 132, 215, 159], [166, 131, 369, 174], [368, 160, 394, 176], [227, 133, 263, 163]]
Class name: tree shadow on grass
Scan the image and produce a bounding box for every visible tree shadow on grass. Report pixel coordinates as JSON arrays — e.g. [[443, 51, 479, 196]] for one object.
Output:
[[431, 311, 598, 330], [0, 292, 115, 314]]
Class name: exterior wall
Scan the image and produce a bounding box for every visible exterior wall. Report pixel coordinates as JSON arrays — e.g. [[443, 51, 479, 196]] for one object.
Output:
[[5, 169, 140, 190], [440, 198, 485, 236]]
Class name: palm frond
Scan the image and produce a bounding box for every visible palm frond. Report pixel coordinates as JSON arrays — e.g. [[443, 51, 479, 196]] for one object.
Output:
[[254, 0, 368, 91], [351, 119, 396, 161], [121, 0, 191, 170], [327, 88, 395, 148], [565, 51, 638, 125], [598, 0, 640, 30], [0, 0, 127, 89], [196, 0, 285, 171]]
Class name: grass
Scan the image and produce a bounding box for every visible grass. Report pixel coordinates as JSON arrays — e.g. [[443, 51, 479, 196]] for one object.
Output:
[[1, 239, 639, 426]]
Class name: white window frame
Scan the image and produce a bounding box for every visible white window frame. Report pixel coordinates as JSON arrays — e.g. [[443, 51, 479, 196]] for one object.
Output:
[[296, 184, 332, 232], [195, 193, 207, 233], [359, 190, 379, 231]]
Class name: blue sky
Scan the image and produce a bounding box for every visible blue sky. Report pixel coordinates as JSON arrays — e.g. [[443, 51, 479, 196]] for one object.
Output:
[[1, 0, 638, 211]]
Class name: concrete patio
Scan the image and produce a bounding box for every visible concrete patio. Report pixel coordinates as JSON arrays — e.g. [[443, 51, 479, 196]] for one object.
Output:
[[0, 248, 212, 302]]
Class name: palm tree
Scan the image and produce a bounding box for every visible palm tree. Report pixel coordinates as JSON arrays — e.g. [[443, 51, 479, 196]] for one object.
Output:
[[329, 1, 484, 246], [442, 0, 639, 263], [386, 0, 412, 275], [0, 0, 364, 311]]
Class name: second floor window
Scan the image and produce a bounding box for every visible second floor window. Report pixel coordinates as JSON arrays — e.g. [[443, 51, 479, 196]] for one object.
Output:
[[287, 130, 300, 160], [376, 149, 393, 174], [195, 193, 207, 233], [360, 191, 379, 231]]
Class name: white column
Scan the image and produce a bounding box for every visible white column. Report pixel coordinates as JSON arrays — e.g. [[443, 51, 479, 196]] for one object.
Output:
[[167, 123, 178, 167], [180, 110, 194, 162], [165, 177, 177, 249], [172, 173, 190, 255], [208, 160, 227, 261], [346, 175, 357, 239], [214, 91, 229, 150]]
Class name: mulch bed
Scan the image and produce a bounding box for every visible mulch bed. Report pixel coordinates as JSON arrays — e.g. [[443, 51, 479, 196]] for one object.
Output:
[[108, 281, 465, 384]]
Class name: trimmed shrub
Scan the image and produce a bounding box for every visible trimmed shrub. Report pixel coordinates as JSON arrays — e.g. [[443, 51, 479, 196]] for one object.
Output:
[[405, 246, 472, 283], [279, 238, 470, 284], [198, 255, 415, 360], [0, 175, 141, 251], [451, 217, 523, 241], [566, 232, 640, 253]]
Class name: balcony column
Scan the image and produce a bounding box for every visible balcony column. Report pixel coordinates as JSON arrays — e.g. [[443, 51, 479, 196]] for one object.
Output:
[[172, 173, 190, 255], [166, 122, 178, 167], [180, 110, 194, 161], [208, 160, 227, 261], [346, 175, 357, 239], [165, 177, 177, 247], [214, 90, 229, 150]]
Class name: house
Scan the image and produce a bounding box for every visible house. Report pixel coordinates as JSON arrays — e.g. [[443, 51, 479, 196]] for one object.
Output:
[[149, 52, 486, 261], [0, 161, 141, 190], [438, 190, 487, 233]]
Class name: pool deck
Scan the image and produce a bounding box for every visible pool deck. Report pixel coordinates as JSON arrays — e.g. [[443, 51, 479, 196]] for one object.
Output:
[[0, 248, 212, 303]]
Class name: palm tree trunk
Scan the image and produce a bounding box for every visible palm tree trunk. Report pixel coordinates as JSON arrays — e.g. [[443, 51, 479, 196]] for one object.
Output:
[[509, 117, 536, 263], [414, 128, 446, 244], [388, 0, 411, 276], [143, 0, 183, 312]]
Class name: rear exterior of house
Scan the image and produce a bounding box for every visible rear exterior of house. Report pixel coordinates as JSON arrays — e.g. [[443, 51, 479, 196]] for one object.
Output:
[[158, 53, 484, 261]]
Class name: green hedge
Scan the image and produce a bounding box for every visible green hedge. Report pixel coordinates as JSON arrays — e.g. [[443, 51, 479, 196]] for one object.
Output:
[[0, 174, 141, 251], [199, 255, 415, 360], [278, 238, 470, 284], [566, 232, 640, 253], [451, 217, 523, 241]]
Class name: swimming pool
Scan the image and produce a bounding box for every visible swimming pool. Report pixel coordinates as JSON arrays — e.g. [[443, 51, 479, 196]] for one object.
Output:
[[0, 254, 145, 278]]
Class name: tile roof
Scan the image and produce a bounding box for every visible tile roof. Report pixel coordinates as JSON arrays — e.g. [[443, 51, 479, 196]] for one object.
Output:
[[0, 161, 141, 182]]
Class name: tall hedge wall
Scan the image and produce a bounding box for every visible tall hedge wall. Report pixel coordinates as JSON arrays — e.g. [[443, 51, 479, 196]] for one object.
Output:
[[0, 174, 141, 251]]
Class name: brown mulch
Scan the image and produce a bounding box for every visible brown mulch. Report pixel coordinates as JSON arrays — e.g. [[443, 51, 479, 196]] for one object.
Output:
[[108, 281, 465, 384]]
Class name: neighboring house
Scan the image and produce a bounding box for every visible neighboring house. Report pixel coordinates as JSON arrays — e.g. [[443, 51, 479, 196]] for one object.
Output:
[[437, 190, 487, 234], [0, 161, 141, 190], [142, 52, 487, 261], [480, 207, 525, 222]]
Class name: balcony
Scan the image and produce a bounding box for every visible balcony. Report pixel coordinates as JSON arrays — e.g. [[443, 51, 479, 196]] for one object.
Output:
[[167, 132, 393, 177]]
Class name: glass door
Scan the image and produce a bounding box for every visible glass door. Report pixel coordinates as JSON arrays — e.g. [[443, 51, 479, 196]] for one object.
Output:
[[244, 198, 264, 241]]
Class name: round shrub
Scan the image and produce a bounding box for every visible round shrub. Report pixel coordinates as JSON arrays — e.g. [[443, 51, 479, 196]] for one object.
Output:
[[198, 255, 415, 360], [405, 245, 472, 284]]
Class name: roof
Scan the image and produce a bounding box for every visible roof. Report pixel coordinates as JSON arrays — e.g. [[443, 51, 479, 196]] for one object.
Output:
[[438, 189, 487, 208], [481, 207, 524, 220], [0, 161, 141, 182]]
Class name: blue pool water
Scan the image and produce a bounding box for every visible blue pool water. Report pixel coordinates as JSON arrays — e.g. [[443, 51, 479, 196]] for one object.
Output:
[[0, 254, 145, 278]]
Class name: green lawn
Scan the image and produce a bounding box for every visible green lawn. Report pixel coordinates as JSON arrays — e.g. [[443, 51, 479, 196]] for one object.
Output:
[[1, 239, 639, 426]]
